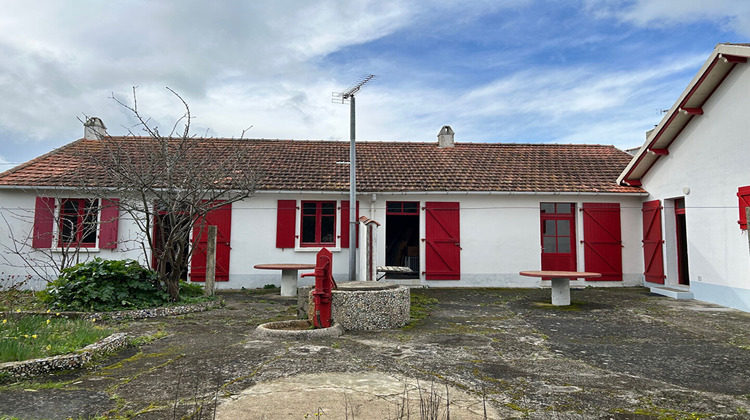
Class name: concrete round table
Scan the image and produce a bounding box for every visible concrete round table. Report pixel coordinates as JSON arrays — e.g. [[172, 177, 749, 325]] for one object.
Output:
[[519, 271, 601, 306], [254, 264, 316, 297]]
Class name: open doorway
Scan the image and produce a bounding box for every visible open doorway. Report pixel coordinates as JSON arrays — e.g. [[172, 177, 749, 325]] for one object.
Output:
[[674, 198, 690, 285], [385, 201, 420, 279]]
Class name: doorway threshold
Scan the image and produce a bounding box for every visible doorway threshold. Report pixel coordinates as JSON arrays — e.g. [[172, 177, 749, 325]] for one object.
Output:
[[649, 285, 694, 300]]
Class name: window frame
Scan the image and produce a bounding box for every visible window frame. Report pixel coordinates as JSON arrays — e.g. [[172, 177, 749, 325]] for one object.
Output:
[[540, 202, 576, 255], [386, 201, 420, 215], [300, 200, 337, 247], [57, 198, 100, 248]]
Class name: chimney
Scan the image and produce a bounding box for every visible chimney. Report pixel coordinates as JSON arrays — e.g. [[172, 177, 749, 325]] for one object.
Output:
[[84, 117, 107, 140], [437, 125, 454, 148]]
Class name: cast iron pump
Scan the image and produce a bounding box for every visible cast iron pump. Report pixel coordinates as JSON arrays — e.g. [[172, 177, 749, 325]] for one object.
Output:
[[301, 248, 337, 328]]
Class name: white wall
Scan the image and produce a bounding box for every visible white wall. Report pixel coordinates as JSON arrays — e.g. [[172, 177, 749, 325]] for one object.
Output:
[[0, 189, 146, 290], [0, 188, 646, 291], [640, 64, 750, 310], [227, 191, 645, 289]]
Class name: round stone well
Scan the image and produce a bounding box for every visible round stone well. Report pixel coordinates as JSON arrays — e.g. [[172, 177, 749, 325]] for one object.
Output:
[[330, 281, 410, 331]]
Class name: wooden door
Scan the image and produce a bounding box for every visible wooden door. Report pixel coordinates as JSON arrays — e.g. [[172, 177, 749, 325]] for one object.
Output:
[[191, 203, 232, 282], [582, 203, 622, 281], [424, 202, 460, 280], [642, 200, 665, 284], [540, 203, 577, 271]]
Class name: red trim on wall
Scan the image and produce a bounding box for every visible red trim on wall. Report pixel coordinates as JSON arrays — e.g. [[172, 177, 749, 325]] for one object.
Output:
[[642, 200, 665, 284], [581, 203, 622, 281], [99, 199, 119, 249], [32, 197, 55, 248], [340, 201, 359, 248], [737, 186, 750, 229], [276, 200, 297, 248]]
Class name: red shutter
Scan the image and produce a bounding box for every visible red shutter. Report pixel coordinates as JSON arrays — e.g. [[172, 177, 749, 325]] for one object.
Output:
[[191, 203, 232, 282], [582, 203, 622, 281], [737, 186, 750, 229], [99, 198, 119, 249], [424, 202, 460, 280], [642, 200, 665, 284], [276, 200, 297, 248], [32, 197, 55, 248], [340, 200, 360, 248]]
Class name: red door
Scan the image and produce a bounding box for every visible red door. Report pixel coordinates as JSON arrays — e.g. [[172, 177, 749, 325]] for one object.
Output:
[[642, 200, 665, 284], [424, 202, 460, 280], [582, 203, 622, 281], [541, 203, 577, 271], [191, 203, 232, 282]]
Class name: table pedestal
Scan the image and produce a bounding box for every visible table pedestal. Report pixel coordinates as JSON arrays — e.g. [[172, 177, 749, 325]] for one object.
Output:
[[550, 277, 570, 306], [280, 269, 299, 297]]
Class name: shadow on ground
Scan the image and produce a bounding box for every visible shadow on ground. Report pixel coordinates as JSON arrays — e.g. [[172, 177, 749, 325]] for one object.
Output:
[[1, 287, 749, 419]]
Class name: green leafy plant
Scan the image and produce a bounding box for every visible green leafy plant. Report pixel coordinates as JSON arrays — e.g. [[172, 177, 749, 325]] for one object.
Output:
[[178, 280, 204, 297], [41, 258, 170, 311]]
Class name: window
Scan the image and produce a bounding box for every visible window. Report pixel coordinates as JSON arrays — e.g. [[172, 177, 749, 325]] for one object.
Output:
[[386, 201, 419, 215], [540, 203, 575, 254], [301, 201, 336, 246], [32, 197, 119, 250], [58, 199, 99, 247]]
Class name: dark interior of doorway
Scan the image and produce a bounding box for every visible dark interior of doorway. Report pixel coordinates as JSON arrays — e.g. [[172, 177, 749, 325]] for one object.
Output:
[[675, 198, 690, 285], [385, 214, 419, 279]]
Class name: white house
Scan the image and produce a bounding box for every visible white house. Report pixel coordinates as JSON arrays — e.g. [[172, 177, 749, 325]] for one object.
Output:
[[618, 43, 750, 311], [0, 124, 648, 291]]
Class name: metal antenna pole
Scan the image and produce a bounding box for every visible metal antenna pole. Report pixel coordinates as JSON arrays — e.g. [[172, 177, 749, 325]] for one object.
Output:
[[348, 95, 356, 281], [333, 74, 376, 281]]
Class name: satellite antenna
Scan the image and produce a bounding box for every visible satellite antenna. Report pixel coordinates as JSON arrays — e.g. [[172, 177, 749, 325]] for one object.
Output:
[[333, 74, 377, 281]]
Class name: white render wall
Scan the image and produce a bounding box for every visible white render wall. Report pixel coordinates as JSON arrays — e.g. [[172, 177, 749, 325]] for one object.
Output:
[[0, 189, 147, 290], [0, 188, 646, 291], [228, 191, 645, 290], [640, 63, 750, 311]]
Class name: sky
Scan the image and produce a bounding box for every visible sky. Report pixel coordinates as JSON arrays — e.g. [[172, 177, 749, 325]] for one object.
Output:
[[0, 0, 748, 173]]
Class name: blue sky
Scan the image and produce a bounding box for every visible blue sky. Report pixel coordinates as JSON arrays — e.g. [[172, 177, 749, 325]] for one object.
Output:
[[0, 0, 748, 172]]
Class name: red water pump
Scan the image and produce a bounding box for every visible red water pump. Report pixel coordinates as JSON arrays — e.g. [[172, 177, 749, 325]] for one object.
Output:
[[301, 248, 337, 328]]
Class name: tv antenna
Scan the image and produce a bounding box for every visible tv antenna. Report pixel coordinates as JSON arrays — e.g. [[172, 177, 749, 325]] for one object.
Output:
[[333, 74, 377, 282]]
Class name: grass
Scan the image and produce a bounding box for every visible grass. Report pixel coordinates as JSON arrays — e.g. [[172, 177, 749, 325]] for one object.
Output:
[[0, 314, 112, 362]]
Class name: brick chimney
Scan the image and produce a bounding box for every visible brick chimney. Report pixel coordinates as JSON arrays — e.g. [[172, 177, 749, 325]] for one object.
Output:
[[84, 117, 107, 140], [437, 125, 454, 148]]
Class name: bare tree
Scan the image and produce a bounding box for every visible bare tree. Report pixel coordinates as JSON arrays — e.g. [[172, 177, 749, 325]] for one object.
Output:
[[74, 87, 259, 300]]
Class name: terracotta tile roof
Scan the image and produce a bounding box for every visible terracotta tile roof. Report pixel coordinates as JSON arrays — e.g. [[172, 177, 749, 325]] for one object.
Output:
[[0, 137, 644, 194]]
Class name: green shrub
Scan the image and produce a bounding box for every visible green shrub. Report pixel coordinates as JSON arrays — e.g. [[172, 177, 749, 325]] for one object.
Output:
[[42, 258, 169, 311], [178, 280, 204, 297]]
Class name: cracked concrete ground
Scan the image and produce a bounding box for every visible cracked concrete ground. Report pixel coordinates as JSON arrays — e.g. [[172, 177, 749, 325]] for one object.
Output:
[[0, 287, 749, 419]]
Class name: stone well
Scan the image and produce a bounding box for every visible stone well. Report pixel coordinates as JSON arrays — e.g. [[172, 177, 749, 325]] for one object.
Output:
[[299, 282, 411, 331]]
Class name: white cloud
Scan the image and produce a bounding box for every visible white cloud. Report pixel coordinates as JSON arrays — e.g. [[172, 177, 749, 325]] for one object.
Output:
[[584, 0, 750, 37]]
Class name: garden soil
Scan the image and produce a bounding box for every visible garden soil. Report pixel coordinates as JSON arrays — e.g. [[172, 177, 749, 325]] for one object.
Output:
[[1, 287, 749, 419]]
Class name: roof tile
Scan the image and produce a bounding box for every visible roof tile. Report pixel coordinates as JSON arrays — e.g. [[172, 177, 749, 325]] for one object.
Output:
[[0, 138, 644, 194]]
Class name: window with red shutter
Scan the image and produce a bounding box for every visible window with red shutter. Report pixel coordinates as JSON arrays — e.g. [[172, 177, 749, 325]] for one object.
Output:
[[300, 201, 336, 246], [737, 186, 750, 230], [32, 197, 118, 249], [58, 199, 99, 248]]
